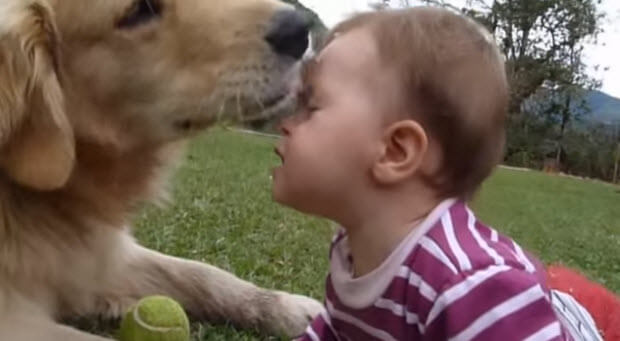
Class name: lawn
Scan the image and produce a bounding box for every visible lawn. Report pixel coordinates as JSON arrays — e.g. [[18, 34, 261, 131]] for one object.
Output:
[[99, 128, 620, 340]]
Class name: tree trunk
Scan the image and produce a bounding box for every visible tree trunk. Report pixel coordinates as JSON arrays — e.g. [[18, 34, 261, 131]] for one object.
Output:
[[556, 96, 571, 169], [614, 143, 619, 184]]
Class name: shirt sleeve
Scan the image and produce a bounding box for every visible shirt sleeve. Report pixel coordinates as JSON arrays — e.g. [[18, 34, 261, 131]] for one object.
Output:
[[296, 313, 338, 341], [423, 264, 570, 341], [296, 231, 343, 341]]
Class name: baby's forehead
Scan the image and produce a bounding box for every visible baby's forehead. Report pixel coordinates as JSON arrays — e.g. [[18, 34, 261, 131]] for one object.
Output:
[[302, 30, 403, 109], [324, 29, 375, 59], [307, 29, 382, 79]]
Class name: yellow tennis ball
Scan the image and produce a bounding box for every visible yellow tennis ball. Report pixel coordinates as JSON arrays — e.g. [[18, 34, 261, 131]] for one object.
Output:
[[118, 296, 190, 341]]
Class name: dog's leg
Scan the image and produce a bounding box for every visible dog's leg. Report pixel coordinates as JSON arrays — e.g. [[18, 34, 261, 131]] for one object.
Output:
[[100, 242, 324, 338], [0, 314, 114, 341]]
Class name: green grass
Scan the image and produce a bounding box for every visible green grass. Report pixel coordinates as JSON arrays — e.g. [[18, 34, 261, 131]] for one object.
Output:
[[472, 167, 620, 291], [95, 128, 619, 340], [131, 128, 333, 340]]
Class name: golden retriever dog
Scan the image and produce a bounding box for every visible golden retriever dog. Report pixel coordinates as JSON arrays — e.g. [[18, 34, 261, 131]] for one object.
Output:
[[0, 0, 323, 340]]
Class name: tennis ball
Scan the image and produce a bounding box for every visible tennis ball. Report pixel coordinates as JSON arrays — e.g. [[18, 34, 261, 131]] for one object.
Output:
[[118, 295, 190, 341]]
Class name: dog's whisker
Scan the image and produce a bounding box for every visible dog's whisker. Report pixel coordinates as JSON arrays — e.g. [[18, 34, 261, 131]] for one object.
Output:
[[218, 97, 229, 124], [235, 87, 243, 123], [251, 89, 266, 112], [216, 100, 225, 123]]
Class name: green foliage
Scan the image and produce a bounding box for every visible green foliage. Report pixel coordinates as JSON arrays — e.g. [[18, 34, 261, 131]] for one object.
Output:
[[462, 0, 605, 177], [505, 110, 620, 181], [418, 0, 613, 182], [465, 0, 604, 114]]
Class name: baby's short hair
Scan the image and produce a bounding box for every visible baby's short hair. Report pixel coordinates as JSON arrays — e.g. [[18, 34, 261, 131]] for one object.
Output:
[[321, 7, 509, 199]]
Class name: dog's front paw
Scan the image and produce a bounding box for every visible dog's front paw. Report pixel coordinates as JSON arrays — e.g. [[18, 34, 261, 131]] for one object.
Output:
[[270, 291, 324, 337]]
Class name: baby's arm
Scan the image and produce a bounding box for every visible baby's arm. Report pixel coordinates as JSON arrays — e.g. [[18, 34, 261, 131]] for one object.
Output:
[[423, 265, 569, 340], [295, 312, 336, 341]]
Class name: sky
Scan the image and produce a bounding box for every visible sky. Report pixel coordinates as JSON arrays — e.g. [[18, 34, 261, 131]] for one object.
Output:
[[300, 0, 620, 99]]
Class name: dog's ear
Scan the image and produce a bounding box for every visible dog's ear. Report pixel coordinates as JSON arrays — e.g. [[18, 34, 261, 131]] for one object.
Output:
[[0, 1, 74, 191]]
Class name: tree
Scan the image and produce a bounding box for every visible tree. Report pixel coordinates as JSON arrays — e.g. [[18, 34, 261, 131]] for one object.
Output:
[[369, 0, 412, 9], [374, 0, 603, 116], [525, 69, 600, 168], [508, 0, 602, 168], [466, 0, 602, 174], [463, 0, 603, 117], [369, 1, 390, 11], [381, 0, 614, 182], [614, 143, 619, 184], [408, 0, 604, 172]]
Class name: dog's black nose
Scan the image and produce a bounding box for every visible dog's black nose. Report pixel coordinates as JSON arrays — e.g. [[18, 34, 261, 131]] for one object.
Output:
[[265, 10, 310, 60]]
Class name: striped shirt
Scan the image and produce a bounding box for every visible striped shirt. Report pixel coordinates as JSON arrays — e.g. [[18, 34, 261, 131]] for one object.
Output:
[[299, 199, 572, 341]]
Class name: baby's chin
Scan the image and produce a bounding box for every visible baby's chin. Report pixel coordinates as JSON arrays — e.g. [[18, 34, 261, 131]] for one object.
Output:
[[272, 183, 307, 213], [271, 173, 328, 217], [270, 172, 288, 204]]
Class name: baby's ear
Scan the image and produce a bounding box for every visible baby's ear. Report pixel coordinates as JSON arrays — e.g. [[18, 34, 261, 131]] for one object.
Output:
[[0, 1, 75, 191], [372, 120, 428, 185]]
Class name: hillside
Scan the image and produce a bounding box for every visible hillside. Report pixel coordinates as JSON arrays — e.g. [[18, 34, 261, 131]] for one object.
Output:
[[586, 90, 620, 125]]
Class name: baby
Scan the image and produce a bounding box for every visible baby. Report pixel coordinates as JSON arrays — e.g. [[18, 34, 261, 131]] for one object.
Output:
[[272, 7, 590, 341]]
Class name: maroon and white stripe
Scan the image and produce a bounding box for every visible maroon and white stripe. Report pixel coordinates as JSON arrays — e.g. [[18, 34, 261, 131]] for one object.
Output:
[[298, 200, 572, 341]]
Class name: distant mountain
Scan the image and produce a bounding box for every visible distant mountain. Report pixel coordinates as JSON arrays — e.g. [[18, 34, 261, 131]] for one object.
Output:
[[585, 90, 620, 125]]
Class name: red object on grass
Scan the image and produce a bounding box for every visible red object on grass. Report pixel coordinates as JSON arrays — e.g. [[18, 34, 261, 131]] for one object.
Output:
[[546, 264, 620, 341]]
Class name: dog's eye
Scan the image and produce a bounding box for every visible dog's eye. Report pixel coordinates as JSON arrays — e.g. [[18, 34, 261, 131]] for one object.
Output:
[[117, 0, 162, 29]]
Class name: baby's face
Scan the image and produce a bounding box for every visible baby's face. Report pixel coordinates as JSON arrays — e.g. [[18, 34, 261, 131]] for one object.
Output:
[[272, 28, 403, 218]]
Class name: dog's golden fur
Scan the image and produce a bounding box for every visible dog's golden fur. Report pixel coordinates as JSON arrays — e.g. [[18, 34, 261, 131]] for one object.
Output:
[[0, 0, 321, 340]]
